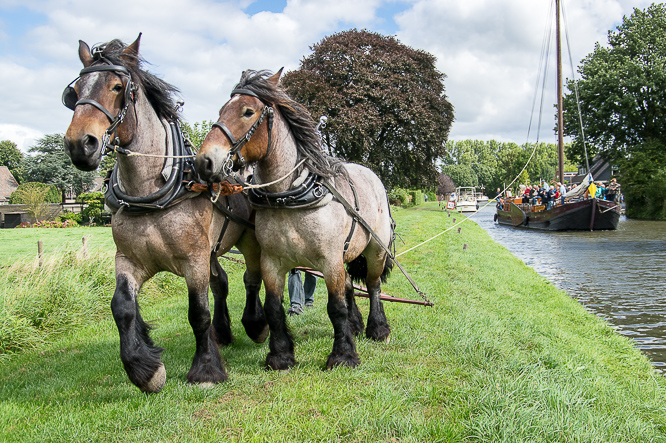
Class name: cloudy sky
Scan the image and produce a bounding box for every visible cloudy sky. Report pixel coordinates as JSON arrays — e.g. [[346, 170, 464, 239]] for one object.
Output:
[[0, 0, 659, 152]]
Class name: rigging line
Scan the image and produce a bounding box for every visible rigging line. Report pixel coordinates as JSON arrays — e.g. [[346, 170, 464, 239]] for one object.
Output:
[[561, 0, 591, 172]]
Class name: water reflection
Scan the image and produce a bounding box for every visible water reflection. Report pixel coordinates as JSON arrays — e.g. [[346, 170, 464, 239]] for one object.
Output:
[[471, 205, 666, 370]]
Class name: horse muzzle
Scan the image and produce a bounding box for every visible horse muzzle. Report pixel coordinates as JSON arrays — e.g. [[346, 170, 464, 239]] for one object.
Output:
[[63, 134, 103, 171], [195, 149, 233, 183]]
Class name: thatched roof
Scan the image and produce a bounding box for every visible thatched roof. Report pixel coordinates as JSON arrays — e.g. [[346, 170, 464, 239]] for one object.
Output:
[[0, 166, 18, 203]]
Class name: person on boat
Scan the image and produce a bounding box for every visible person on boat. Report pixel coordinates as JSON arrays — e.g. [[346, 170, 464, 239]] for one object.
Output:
[[528, 185, 537, 205], [595, 182, 605, 199], [558, 182, 567, 205], [522, 185, 530, 203], [553, 187, 561, 206], [606, 178, 620, 202], [546, 185, 556, 209]]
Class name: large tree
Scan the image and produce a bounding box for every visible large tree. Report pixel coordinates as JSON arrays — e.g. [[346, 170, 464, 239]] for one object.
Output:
[[282, 29, 454, 190], [562, 3, 666, 218], [22, 134, 97, 201], [0, 140, 23, 183]]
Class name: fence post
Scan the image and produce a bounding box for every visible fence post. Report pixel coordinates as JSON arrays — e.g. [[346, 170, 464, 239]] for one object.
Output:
[[82, 236, 88, 259], [38, 240, 43, 267]]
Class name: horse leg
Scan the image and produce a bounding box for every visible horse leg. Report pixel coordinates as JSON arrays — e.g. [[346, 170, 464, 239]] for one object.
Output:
[[186, 271, 228, 385], [209, 256, 233, 346], [262, 262, 296, 370], [345, 272, 364, 336], [325, 270, 361, 369], [365, 277, 391, 341], [111, 258, 165, 393], [237, 234, 269, 343]]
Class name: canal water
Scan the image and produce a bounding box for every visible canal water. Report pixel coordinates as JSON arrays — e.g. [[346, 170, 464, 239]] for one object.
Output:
[[470, 204, 666, 371]]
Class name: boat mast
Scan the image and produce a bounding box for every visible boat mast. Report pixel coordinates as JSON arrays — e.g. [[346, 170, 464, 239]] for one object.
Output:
[[556, 0, 565, 184]]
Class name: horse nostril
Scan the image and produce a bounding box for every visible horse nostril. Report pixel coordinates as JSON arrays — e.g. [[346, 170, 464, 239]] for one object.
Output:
[[82, 134, 99, 155], [196, 155, 215, 181]]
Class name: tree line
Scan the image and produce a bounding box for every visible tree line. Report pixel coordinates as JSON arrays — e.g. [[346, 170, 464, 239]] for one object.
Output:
[[440, 139, 577, 197]]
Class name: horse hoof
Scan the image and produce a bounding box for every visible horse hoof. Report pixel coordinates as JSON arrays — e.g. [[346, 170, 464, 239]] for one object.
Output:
[[197, 382, 216, 389], [139, 363, 166, 394], [265, 353, 296, 371], [366, 324, 391, 342], [326, 352, 361, 369], [250, 325, 269, 344]]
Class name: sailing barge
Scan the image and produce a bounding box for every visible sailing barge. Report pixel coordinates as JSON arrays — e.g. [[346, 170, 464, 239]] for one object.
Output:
[[495, 197, 620, 231]]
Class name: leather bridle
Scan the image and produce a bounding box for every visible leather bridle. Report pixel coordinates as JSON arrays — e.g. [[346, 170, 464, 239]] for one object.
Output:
[[210, 88, 274, 175], [62, 62, 137, 153]]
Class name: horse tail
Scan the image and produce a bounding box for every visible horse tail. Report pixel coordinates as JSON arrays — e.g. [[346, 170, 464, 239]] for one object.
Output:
[[346, 251, 393, 284], [346, 255, 368, 284]]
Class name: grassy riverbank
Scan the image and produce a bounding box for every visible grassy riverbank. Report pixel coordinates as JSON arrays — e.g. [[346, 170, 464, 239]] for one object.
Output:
[[1, 203, 665, 442]]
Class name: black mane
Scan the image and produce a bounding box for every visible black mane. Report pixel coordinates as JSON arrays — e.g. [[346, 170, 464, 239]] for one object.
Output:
[[91, 39, 180, 122], [233, 69, 343, 178]]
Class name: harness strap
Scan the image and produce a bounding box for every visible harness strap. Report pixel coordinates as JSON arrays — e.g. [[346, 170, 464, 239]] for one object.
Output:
[[322, 181, 431, 305], [343, 178, 359, 253], [213, 197, 233, 254]]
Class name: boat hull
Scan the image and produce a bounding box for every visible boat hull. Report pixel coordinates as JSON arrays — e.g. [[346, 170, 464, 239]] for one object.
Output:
[[495, 198, 620, 231]]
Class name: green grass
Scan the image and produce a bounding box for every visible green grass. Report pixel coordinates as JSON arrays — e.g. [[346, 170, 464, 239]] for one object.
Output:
[[0, 226, 116, 266], [1, 203, 665, 442]]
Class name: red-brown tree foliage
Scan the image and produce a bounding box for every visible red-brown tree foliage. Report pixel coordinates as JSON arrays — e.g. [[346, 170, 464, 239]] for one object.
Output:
[[282, 29, 454, 190]]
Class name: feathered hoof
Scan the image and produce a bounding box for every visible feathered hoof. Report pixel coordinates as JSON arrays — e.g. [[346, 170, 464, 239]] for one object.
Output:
[[139, 363, 166, 394], [247, 324, 270, 344], [186, 362, 228, 385], [242, 317, 269, 344], [366, 324, 391, 342], [326, 352, 361, 369], [265, 353, 296, 371]]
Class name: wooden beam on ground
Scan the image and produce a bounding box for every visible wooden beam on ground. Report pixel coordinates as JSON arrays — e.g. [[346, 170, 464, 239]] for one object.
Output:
[[294, 266, 433, 307]]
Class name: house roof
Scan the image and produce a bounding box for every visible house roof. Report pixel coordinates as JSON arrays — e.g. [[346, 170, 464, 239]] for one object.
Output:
[[0, 166, 19, 202]]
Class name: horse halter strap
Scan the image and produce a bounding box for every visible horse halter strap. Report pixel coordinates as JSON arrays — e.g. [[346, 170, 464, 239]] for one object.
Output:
[[62, 63, 136, 153], [211, 88, 274, 172]]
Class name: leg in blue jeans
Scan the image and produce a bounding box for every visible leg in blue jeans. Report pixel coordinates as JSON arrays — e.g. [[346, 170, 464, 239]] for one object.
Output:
[[303, 272, 316, 307], [287, 270, 317, 315]]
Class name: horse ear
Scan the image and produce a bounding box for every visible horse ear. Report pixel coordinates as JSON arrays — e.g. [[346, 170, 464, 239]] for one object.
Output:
[[78, 40, 93, 67], [268, 68, 284, 85], [121, 32, 142, 68]]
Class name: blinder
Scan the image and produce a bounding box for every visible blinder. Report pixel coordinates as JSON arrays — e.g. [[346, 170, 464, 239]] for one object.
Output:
[[62, 62, 137, 153], [62, 64, 135, 119]]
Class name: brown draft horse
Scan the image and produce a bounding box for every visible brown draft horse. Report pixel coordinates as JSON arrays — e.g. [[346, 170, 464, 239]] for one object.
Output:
[[62, 35, 267, 392], [195, 70, 393, 370]]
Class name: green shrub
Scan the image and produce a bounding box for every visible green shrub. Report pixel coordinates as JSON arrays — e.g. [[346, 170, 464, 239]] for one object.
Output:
[[57, 211, 82, 224], [388, 188, 410, 206], [76, 192, 105, 225], [9, 182, 60, 204], [409, 190, 425, 205]]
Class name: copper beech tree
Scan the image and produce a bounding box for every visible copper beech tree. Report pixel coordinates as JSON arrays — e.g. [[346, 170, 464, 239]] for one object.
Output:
[[282, 29, 454, 190]]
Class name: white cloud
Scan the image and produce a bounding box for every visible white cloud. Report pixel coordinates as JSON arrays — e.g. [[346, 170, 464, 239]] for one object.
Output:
[[0, 0, 660, 149], [0, 124, 43, 152]]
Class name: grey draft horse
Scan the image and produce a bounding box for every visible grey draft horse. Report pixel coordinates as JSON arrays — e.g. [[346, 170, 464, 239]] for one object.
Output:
[[195, 69, 393, 370], [62, 35, 267, 393]]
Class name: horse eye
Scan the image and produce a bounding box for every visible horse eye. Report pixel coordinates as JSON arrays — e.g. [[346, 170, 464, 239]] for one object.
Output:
[[112, 84, 123, 93], [243, 108, 255, 117]]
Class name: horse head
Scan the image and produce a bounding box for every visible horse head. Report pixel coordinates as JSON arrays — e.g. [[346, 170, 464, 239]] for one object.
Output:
[[63, 35, 141, 171], [195, 70, 281, 182]]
